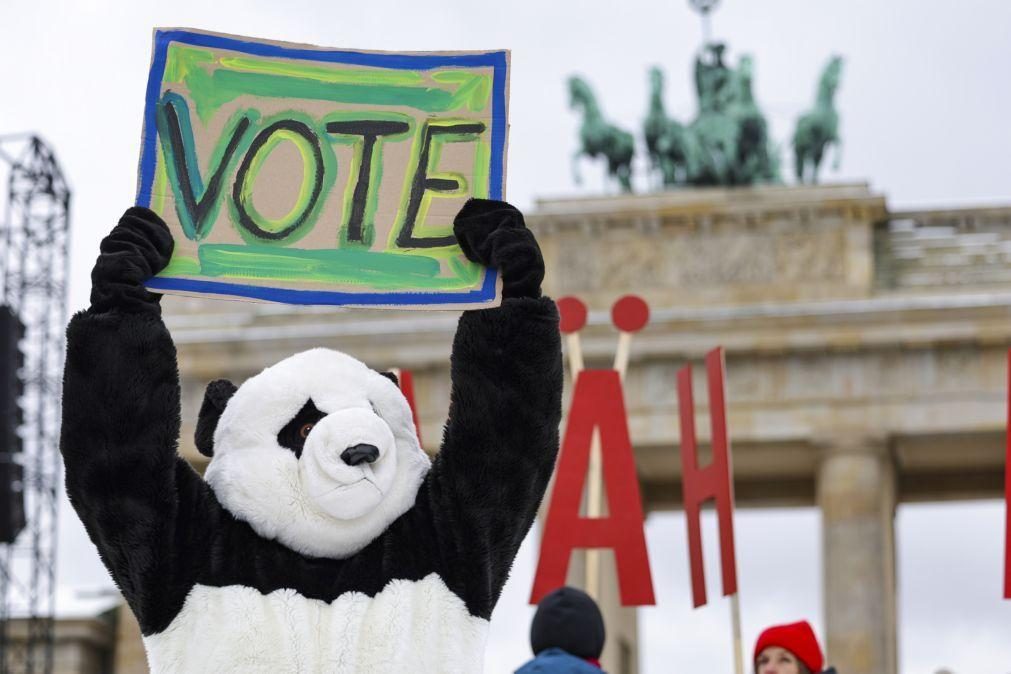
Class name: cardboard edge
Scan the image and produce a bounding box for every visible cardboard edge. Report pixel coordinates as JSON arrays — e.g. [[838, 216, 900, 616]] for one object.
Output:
[[154, 27, 511, 60]]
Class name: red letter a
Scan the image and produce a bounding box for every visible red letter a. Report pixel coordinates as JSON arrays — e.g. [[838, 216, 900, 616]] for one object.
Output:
[[530, 369, 655, 605], [397, 369, 423, 447], [390, 368, 423, 446]]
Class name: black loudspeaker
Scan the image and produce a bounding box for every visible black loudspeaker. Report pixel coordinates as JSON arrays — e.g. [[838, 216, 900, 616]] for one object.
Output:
[[0, 456, 25, 544], [0, 305, 26, 455], [0, 306, 26, 544]]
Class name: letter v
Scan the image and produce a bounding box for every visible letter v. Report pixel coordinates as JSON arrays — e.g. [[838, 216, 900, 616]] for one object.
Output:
[[157, 92, 253, 241]]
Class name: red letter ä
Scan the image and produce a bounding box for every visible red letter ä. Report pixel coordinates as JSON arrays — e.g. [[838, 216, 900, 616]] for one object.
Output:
[[531, 369, 655, 605]]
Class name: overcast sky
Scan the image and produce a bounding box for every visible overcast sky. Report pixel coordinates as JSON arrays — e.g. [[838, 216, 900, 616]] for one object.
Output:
[[2, 1, 1010, 673]]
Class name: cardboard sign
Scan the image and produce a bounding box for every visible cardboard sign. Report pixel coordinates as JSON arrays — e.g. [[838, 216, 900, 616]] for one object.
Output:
[[136, 29, 508, 307]]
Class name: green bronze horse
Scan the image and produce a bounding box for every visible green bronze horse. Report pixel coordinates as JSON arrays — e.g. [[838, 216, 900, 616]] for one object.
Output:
[[729, 55, 779, 184], [569, 76, 635, 192], [644, 66, 669, 183], [645, 66, 698, 186], [793, 56, 843, 183]]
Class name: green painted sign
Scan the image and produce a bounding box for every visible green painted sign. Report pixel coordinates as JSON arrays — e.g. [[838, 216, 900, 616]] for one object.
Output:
[[137, 29, 509, 307]]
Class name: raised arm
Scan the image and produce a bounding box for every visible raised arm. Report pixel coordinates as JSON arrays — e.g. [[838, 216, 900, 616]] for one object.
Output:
[[61, 208, 204, 633], [422, 199, 563, 615]]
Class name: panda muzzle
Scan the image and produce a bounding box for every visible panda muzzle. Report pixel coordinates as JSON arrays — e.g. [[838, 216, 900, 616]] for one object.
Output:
[[340, 443, 380, 466]]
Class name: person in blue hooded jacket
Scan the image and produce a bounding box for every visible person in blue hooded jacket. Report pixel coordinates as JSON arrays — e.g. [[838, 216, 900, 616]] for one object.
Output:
[[515, 587, 607, 673]]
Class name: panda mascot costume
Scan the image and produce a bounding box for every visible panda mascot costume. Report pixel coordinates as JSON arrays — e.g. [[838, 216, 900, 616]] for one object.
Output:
[[60, 200, 562, 673]]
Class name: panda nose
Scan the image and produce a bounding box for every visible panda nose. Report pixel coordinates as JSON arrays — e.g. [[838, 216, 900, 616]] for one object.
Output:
[[340, 444, 379, 466]]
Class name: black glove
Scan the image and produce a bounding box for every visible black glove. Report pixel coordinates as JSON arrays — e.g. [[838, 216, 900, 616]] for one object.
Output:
[[89, 207, 174, 315], [453, 199, 544, 300]]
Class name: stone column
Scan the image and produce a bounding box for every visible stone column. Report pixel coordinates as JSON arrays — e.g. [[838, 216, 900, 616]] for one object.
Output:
[[113, 604, 147, 674], [816, 435, 897, 674]]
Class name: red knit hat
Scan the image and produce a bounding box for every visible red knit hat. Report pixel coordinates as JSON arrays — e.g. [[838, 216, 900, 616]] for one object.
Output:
[[753, 620, 824, 672]]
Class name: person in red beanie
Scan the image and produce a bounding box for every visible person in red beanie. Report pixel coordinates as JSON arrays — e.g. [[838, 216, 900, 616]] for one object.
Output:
[[753, 620, 831, 674]]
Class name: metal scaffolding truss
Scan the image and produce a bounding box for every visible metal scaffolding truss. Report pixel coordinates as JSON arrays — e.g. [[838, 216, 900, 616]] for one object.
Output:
[[0, 135, 71, 674]]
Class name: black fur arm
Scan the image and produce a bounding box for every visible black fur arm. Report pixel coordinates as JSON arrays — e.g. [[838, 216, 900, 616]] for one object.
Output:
[[422, 200, 563, 617], [60, 208, 204, 633], [425, 297, 562, 616]]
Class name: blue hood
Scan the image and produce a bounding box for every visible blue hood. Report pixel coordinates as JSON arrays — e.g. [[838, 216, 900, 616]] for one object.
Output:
[[515, 648, 604, 674]]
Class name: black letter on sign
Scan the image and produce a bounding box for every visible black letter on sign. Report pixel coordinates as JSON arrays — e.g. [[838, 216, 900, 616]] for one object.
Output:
[[232, 120, 325, 242], [159, 96, 251, 240], [397, 122, 486, 249], [325, 120, 410, 243]]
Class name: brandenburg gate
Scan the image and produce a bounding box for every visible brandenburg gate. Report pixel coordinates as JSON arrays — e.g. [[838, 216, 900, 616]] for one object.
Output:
[[127, 183, 1007, 674]]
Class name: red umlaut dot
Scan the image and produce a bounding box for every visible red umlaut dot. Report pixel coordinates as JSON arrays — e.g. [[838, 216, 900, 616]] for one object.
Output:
[[611, 295, 650, 333], [556, 296, 588, 334]]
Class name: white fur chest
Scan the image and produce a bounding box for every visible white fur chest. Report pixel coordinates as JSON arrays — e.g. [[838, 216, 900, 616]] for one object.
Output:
[[143, 574, 488, 674]]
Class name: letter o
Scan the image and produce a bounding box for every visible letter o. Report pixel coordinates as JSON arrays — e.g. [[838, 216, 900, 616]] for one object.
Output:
[[232, 120, 325, 242]]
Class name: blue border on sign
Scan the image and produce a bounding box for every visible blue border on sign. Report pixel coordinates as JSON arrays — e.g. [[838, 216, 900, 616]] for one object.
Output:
[[145, 264, 499, 305], [136, 29, 506, 306]]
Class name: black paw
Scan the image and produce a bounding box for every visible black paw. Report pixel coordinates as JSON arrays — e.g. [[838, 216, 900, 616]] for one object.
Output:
[[90, 207, 174, 314], [453, 199, 543, 299]]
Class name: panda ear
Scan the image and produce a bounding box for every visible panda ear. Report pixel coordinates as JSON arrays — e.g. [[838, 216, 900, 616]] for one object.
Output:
[[379, 371, 399, 387], [195, 379, 237, 458]]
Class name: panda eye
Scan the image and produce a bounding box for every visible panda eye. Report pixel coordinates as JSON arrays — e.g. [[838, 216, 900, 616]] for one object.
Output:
[[278, 399, 325, 458]]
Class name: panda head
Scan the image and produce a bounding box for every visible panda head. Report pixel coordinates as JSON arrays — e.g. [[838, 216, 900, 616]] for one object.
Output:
[[196, 348, 431, 559]]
